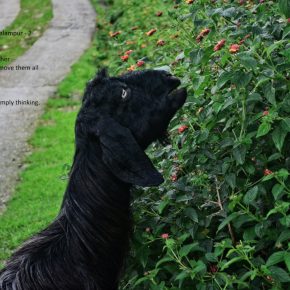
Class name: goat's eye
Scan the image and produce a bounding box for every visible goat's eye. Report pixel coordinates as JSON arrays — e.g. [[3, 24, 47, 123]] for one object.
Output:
[[121, 88, 128, 100]]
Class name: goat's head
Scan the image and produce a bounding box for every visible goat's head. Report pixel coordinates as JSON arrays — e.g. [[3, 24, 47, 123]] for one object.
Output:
[[78, 68, 187, 187]]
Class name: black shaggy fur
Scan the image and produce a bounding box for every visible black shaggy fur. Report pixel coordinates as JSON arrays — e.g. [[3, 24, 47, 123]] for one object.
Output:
[[0, 69, 187, 290]]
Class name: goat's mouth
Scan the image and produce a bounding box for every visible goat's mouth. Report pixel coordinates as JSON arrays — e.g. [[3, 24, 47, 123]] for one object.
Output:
[[168, 87, 187, 110], [167, 75, 187, 107]]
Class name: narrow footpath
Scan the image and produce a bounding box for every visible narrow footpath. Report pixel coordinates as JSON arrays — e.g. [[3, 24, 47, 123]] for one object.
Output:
[[0, 0, 20, 31], [0, 0, 96, 211]]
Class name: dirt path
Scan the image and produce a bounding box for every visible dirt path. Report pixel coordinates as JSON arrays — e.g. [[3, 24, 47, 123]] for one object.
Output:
[[0, 0, 20, 31], [0, 0, 96, 212]]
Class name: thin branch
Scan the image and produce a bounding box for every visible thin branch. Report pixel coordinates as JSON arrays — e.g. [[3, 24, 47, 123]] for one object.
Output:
[[214, 176, 236, 246]]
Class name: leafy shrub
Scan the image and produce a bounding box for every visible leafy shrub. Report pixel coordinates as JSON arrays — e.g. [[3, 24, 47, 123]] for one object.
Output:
[[70, 0, 290, 288]]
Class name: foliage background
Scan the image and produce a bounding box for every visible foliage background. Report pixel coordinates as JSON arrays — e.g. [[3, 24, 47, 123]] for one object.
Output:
[[1, 0, 290, 289]]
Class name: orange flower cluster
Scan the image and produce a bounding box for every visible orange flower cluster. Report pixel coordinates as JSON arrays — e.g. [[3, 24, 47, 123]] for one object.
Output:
[[214, 39, 226, 51], [127, 65, 136, 71], [264, 169, 273, 176], [196, 28, 210, 43], [161, 233, 169, 239], [146, 28, 157, 36], [178, 125, 189, 133], [109, 31, 121, 37], [229, 44, 240, 53], [156, 39, 165, 46], [262, 110, 269, 116], [121, 55, 129, 61], [239, 33, 251, 45], [137, 60, 145, 67], [124, 50, 133, 55]]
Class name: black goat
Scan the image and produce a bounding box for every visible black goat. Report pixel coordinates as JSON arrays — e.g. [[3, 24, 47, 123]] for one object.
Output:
[[0, 69, 187, 290]]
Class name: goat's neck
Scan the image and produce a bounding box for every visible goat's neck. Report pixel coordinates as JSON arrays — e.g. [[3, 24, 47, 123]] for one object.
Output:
[[60, 142, 132, 279]]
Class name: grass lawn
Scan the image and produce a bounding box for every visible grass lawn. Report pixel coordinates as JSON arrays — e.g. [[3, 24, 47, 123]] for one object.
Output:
[[0, 0, 53, 66]]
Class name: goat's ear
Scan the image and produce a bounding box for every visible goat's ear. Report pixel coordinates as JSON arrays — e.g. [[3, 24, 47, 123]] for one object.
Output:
[[97, 68, 109, 79], [89, 68, 109, 87], [93, 117, 164, 187]]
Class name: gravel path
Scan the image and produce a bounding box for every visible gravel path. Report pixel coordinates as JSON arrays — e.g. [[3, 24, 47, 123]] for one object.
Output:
[[0, 0, 20, 31], [0, 0, 96, 212]]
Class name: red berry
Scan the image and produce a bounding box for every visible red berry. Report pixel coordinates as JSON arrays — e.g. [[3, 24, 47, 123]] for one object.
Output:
[[156, 11, 163, 16]]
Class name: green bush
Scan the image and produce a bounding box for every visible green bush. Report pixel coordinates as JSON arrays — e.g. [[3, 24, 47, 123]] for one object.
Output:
[[106, 0, 290, 289]]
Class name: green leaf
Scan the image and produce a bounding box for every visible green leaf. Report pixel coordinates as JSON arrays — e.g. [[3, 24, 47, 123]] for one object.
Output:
[[281, 48, 290, 61], [154, 65, 171, 73], [175, 270, 189, 281], [265, 40, 288, 57], [179, 243, 198, 257], [205, 253, 218, 262], [269, 266, 290, 282], [190, 48, 204, 65], [237, 53, 258, 70], [257, 122, 271, 137], [277, 168, 289, 179], [217, 212, 240, 232], [272, 127, 287, 152], [276, 230, 290, 245], [272, 184, 284, 200], [184, 208, 198, 223], [266, 251, 285, 267], [157, 199, 170, 214], [233, 145, 246, 165], [231, 71, 252, 89], [225, 173, 236, 189], [282, 118, 290, 132], [285, 252, 290, 273], [216, 71, 232, 90], [222, 7, 237, 18], [255, 221, 270, 238], [263, 83, 276, 106], [193, 261, 207, 274], [243, 186, 259, 205], [155, 256, 175, 268], [279, 0, 290, 18], [220, 256, 243, 270], [268, 153, 283, 162]]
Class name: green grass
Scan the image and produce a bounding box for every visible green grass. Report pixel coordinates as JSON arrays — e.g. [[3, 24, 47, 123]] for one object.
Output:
[[0, 97, 79, 265], [0, 0, 53, 66]]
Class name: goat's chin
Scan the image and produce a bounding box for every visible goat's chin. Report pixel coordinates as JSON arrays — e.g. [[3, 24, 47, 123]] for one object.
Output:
[[168, 87, 187, 107]]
